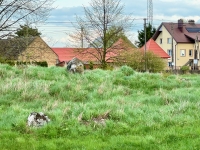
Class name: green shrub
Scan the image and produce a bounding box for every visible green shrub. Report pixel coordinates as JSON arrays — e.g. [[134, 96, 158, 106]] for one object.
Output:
[[180, 66, 189, 74], [117, 49, 166, 73], [89, 61, 94, 70], [120, 66, 135, 76]]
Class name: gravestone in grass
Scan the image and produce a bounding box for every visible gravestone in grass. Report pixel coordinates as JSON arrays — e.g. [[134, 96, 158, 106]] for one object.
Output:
[[27, 112, 50, 127], [66, 57, 84, 73]]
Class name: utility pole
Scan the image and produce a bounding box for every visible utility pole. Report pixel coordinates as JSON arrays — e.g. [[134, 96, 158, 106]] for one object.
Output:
[[194, 34, 199, 70], [171, 22, 174, 70], [144, 18, 147, 72]]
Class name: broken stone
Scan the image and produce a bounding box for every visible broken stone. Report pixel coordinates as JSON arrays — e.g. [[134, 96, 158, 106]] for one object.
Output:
[[66, 57, 84, 73], [27, 112, 50, 127]]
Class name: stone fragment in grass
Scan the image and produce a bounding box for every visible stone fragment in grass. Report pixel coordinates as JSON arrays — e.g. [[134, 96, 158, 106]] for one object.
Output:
[[27, 112, 50, 127], [66, 57, 84, 74]]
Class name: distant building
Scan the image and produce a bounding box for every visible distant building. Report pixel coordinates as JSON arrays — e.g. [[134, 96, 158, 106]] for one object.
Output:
[[0, 36, 58, 66], [52, 38, 136, 69], [140, 38, 170, 69], [152, 19, 200, 70]]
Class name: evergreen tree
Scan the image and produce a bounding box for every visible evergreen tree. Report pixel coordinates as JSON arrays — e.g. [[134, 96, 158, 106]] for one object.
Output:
[[135, 23, 156, 48], [15, 25, 41, 37]]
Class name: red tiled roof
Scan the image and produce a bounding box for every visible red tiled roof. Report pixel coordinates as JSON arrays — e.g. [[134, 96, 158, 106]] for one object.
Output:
[[52, 48, 96, 62], [52, 48, 76, 62], [52, 38, 135, 63], [140, 38, 170, 58], [51, 47, 116, 63]]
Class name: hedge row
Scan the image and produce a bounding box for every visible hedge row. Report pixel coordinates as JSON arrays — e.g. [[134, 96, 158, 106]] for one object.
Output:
[[0, 59, 48, 67]]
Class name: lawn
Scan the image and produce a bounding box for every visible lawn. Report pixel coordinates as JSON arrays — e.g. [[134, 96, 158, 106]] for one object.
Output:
[[0, 64, 200, 150]]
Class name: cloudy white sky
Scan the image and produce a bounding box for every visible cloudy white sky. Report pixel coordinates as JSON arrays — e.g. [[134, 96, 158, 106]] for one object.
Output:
[[39, 0, 200, 47]]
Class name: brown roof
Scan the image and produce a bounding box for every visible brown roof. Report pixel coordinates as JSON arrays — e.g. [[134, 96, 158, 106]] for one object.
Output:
[[0, 37, 36, 60], [152, 21, 200, 43]]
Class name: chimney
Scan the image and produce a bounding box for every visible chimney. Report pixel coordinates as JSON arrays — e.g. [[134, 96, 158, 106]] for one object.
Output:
[[178, 19, 183, 32], [188, 19, 195, 24]]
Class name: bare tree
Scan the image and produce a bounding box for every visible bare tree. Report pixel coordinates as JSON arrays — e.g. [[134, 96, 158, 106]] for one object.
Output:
[[71, 0, 133, 69], [0, 0, 54, 38]]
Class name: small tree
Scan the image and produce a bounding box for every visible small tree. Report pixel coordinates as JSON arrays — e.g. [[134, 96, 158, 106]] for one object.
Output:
[[71, 0, 133, 69], [118, 49, 166, 73], [145, 51, 166, 72]]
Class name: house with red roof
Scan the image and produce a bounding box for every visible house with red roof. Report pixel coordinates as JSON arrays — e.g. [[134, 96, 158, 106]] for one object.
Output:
[[52, 47, 115, 68], [52, 38, 135, 68], [152, 19, 200, 70], [141, 38, 170, 59], [140, 38, 170, 69]]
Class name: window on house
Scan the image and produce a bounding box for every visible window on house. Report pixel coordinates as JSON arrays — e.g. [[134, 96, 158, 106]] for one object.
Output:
[[180, 49, 186, 57], [167, 49, 172, 57], [167, 38, 172, 44], [160, 38, 162, 44], [189, 49, 193, 57], [168, 62, 172, 67]]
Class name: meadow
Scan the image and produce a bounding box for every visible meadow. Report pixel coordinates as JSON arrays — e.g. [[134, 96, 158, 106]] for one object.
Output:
[[0, 64, 200, 150]]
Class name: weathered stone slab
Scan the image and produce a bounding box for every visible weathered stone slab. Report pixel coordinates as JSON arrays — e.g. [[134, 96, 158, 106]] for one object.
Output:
[[27, 112, 50, 127]]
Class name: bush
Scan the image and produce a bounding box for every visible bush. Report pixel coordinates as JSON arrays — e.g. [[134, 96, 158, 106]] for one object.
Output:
[[2, 61, 48, 67], [180, 66, 189, 74], [145, 51, 166, 73], [0, 58, 15, 66], [116, 49, 166, 73], [89, 61, 94, 70], [120, 66, 135, 76], [36, 61, 48, 67]]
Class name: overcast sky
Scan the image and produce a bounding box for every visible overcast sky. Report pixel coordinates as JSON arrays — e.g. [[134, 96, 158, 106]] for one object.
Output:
[[39, 0, 200, 47]]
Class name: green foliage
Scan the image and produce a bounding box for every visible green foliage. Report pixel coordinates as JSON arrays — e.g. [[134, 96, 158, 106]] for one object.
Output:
[[0, 64, 200, 149], [15, 24, 41, 37], [145, 51, 166, 72], [118, 49, 166, 72], [90, 26, 135, 50], [119, 65, 135, 76], [180, 66, 190, 74], [135, 23, 156, 48], [106, 26, 135, 48], [35, 61, 48, 67], [76, 0, 133, 70], [0, 57, 15, 66], [89, 61, 94, 70], [0, 59, 48, 67]]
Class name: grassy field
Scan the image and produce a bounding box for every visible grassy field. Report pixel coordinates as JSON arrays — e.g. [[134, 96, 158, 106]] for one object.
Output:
[[0, 64, 200, 150]]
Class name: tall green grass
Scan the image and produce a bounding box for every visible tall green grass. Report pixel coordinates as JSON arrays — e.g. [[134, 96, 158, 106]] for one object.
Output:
[[0, 64, 200, 149]]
